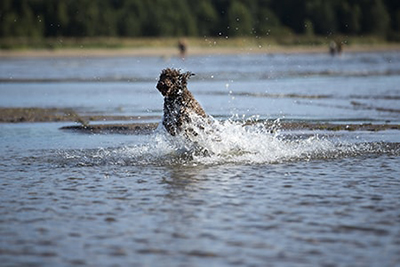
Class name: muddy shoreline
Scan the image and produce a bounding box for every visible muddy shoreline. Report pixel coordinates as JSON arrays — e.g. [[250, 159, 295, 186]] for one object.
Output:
[[1, 108, 399, 134], [0, 107, 158, 124], [60, 122, 400, 135]]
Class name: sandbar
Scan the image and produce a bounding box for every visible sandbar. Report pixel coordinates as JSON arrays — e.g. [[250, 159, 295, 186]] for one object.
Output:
[[1, 108, 398, 134]]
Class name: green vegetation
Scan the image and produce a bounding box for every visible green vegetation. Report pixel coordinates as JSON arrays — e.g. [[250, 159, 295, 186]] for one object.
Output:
[[1, 0, 399, 49]]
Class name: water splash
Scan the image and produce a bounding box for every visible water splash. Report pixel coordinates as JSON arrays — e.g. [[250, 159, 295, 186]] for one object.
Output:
[[56, 118, 400, 167]]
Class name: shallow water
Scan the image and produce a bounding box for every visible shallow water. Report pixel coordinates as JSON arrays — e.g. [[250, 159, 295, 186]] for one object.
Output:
[[1, 51, 400, 266]]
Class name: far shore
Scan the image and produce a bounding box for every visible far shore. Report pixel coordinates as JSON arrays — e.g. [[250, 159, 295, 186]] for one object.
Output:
[[1, 43, 400, 58]]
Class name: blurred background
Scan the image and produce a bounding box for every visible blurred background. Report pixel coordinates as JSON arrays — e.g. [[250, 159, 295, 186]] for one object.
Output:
[[1, 3, 400, 267], [1, 0, 399, 50]]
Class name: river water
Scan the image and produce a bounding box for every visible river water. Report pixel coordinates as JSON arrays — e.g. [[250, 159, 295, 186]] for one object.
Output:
[[1, 51, 400, 266]]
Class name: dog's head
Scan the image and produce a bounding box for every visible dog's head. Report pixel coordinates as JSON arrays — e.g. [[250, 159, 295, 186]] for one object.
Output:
[[157, 68, 194, 97]]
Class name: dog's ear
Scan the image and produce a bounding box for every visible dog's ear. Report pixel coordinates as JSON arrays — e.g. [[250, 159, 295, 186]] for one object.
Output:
[[179, 71, 194, 88]]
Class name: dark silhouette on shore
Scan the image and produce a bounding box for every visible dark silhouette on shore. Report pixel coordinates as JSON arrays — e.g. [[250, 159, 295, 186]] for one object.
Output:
[[329, 40, 343, 56], [178, 39, 187, 59]]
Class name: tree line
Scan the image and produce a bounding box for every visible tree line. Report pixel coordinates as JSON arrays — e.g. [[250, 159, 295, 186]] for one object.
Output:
[[1, 0, 399, 40]]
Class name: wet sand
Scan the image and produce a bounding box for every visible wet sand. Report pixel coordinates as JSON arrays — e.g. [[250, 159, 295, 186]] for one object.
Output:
[[1, 108, 399, 134], [60, 121, 400, 134], [0, 107, 157, 124]]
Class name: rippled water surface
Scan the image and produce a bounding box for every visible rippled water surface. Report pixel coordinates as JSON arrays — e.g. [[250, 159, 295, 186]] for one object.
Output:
[[1, 51, 400, 266]]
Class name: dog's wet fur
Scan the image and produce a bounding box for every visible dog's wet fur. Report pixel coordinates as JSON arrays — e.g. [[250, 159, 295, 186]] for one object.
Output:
[[156, 68, 208, 137]]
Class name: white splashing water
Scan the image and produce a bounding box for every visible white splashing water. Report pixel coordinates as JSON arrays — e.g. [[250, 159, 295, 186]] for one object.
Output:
[[117, 118, 349, 166], [58, 116, 398, 167]]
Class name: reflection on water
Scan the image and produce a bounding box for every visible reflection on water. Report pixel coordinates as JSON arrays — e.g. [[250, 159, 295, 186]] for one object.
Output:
[[1, 122, 400, 266], [1, 148, 399, 266], [1, 52, 400, 266]]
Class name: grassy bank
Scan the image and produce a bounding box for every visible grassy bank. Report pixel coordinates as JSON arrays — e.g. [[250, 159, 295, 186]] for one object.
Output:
[[0, 35, 396, 49], [1, 35, 400, 57]]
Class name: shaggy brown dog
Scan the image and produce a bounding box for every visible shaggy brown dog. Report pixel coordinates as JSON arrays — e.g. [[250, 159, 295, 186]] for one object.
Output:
[[156, 68, 207, 137]]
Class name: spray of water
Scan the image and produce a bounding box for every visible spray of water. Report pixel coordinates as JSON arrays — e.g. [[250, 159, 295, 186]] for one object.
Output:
[[57, 116, 399, 167], [113, 117, 394, 166], [139, 117, 334, 165]]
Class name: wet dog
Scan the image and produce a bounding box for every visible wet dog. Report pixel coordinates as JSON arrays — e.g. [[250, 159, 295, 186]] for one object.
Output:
[[156, 68, 208, 138]]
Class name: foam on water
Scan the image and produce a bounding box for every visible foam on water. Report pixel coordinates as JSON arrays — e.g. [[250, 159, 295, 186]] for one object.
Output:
[[57, 118, 400, 167]]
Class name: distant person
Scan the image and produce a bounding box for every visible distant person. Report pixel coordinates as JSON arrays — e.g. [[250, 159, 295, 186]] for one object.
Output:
[[329, 41, 337, 56], [329, 40, 343, 56], [178, 38, 187, 59]]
